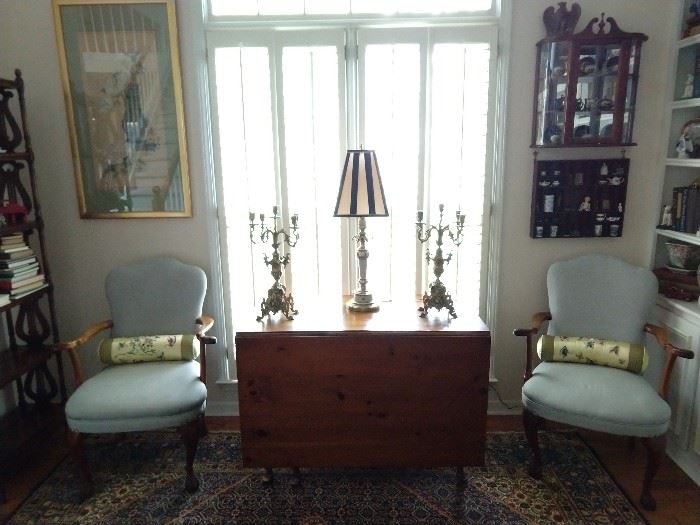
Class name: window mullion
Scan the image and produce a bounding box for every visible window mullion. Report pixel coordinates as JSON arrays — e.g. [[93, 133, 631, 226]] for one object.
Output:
[[416, 29, 430, 296], [270, 36, 293, 291], [345, 28, 359, 295]]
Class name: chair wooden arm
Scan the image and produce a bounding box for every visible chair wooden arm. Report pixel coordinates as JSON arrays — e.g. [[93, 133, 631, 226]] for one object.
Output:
[[644, 323, 695, 400], [514, 312, 552, 383], [195, 315, 217, 384], [56, 319, 113, 387]]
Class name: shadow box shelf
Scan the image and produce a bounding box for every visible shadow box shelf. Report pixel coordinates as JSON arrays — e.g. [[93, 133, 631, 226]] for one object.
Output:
[[531, 7, 647, 148], [530, 157, 628, 238]]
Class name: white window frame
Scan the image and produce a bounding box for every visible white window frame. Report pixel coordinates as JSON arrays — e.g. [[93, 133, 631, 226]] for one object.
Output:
[[204, 1, 509, 383]]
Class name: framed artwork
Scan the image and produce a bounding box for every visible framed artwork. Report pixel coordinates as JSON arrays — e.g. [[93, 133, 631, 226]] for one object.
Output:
[[53, 0, 191, 218]]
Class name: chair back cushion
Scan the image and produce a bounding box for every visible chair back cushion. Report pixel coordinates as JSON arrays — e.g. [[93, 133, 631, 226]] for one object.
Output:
[[546, 254, 657, 344], [106, 257, 207, 337]]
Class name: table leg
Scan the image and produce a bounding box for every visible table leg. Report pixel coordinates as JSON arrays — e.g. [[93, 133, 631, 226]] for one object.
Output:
[[456, 467, 465, 485], [262, 468, 273, 484]]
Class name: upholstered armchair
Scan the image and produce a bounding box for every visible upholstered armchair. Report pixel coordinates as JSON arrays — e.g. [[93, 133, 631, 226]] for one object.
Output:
[[515, 254, 694, 511], [58, 257, 216, 497]]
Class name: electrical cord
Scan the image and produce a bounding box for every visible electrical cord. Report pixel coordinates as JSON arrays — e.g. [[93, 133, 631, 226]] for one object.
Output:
[[489, 383, 517, 410]]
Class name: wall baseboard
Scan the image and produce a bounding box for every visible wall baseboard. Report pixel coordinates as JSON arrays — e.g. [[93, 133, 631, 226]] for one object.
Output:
[[206, 381, 239, 416], [666, 439, 700, 486], [207, 391, 520, 418]]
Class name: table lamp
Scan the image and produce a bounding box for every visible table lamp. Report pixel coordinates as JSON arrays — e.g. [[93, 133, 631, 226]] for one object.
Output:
[[334, 149, 388, 312]]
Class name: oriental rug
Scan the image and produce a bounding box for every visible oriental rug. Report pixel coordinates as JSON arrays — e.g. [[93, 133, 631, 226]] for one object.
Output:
[[8, 431, 647, 524]]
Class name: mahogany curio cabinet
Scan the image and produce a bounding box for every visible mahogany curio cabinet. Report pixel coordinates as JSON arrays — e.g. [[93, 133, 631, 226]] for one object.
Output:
[[532, 12, 648, 148]]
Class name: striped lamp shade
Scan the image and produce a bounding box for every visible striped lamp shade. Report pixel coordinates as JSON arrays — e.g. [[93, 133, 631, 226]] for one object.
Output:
[[334, 149, 388, 217]]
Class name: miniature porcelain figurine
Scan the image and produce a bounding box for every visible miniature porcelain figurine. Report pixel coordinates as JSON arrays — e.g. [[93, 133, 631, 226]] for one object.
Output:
[[661, 204, 673, 227], [683, 74, 695, 98], [677, 133, 694, 158], [578, 196, 592, 212], [600, 163, 608, 176]]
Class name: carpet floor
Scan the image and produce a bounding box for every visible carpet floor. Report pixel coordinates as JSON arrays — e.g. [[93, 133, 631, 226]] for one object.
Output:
[[8, 431, 647, 525]]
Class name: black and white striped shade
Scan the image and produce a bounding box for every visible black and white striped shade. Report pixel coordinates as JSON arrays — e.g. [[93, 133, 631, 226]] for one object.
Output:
[[334, 150, 388, 217]]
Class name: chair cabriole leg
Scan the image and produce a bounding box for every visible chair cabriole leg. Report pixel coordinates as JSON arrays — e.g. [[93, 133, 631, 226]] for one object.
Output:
[[180, 419, 201, 492], [640, 433, 666, 511], [523, 408, 543, 479], [68, 430, 94, 500]]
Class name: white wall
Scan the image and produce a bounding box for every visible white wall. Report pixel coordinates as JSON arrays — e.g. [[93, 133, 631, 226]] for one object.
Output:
[[0, 0, 234, 414], [492, 0, 676, 404], [0, 0, 677, 413]]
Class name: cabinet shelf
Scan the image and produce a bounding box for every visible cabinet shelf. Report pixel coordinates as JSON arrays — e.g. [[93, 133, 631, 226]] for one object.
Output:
[[656, 294, 700, 324], [0, 151, 32, 162], [678, 33, 700, 49], [665, 157, 700, 167], [671, 97, 700, 109], [0, 344, 56, 390], [656, 227, 700, 245]]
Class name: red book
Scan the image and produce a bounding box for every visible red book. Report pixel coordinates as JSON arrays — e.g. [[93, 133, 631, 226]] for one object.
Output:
[[0, 273, 44, 290]]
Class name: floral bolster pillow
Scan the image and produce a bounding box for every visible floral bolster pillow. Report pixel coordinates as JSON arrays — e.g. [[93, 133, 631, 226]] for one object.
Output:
[[537, 335, 648, 374], [99, 334, 199, 364]]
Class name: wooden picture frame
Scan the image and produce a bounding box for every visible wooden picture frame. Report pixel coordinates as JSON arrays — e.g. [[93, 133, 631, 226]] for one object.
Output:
[[53, 0, 191, 218]]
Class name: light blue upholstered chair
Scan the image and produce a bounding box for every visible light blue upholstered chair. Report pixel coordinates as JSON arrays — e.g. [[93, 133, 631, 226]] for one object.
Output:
[[59, 257, 216, 498], [515, 254, 694, 511]]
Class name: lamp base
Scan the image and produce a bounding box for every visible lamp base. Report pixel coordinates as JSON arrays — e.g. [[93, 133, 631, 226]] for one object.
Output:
[[346, 292, 380, 312]]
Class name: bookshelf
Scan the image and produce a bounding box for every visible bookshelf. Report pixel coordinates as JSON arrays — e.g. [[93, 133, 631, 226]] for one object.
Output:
[[649, 0, 700, 487], [0, 70, 65, 502]]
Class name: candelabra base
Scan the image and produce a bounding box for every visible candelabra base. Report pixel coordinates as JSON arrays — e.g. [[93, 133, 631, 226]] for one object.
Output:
[[419, 280, 457, 319], [346, 292, 380, 312], [256, 285, 298, 322]]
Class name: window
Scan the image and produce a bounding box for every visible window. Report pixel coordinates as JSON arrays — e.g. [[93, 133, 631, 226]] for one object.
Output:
[[210, 0, 493, 17], [206, 8, 500, 376]]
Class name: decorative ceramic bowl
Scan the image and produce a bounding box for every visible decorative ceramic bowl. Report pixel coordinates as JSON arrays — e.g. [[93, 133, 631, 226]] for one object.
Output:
[[665, 242, 700, 270]]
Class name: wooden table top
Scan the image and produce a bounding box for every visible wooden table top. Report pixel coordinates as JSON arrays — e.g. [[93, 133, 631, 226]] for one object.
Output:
[[236, 296, 490, 336]]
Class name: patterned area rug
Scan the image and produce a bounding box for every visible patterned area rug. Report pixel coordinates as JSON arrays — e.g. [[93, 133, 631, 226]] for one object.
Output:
[[9, 431, 646, 524]]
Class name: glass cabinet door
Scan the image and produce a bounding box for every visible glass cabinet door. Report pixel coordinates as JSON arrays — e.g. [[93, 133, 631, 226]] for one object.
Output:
[[534, 40, 569, 146], [570, 43, 622, 144], [531, 15, 646, 148]]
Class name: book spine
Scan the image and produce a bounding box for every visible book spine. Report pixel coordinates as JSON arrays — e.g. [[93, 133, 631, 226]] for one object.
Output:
[[681, 187, 690, 232], [687, 186, 699, 233], [674, 187, 683, 230], [694, 51, 700, 98]]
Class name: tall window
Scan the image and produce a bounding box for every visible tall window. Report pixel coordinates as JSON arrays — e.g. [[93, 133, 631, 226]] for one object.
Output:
[[206, 9, 498, 367]]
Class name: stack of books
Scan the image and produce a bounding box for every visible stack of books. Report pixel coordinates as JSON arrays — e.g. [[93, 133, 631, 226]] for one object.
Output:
[[671, 185, 700, 233], [0, 234, 46, 302]]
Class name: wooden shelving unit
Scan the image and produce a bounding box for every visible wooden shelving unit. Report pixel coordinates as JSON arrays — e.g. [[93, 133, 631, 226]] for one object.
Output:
[[649, 0, 700, 490], [0, 70, 64, 503]]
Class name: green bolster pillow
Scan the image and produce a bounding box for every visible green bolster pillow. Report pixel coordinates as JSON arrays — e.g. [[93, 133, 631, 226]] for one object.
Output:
[[537, 335, 648, 374], [99, 334, 198, 365]]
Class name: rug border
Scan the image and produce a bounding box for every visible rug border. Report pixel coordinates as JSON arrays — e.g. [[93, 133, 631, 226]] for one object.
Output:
[[5, 430, 650, 525]]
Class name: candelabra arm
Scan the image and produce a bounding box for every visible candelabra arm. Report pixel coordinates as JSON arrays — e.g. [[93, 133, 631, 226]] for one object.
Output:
[[416, 205, 461, 319], [251, 206, 300, 322]]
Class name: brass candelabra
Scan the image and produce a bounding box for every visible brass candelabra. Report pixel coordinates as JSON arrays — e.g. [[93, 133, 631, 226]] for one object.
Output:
[[416, 204, 465, 319], [249, 206, 299, 322]]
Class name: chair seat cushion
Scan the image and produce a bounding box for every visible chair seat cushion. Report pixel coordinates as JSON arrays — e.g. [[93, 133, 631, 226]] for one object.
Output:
[[522, 362, 670, 437], [66, 361, 206, 434]]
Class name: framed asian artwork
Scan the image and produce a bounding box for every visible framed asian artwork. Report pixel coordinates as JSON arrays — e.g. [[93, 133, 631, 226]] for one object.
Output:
[[53, 0, 191, 218]]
